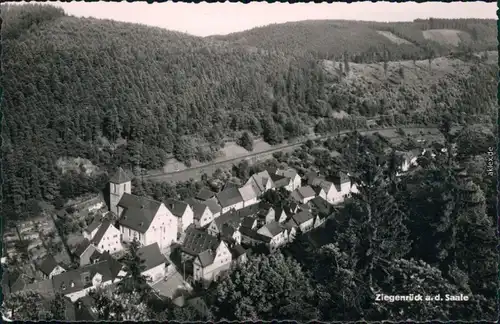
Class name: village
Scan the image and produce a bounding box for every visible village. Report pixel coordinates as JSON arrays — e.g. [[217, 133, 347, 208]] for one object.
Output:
[[2, 141, 426, 319]]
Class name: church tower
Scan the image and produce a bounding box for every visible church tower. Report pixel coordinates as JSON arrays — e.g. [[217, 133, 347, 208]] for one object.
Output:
[[109, 167, 131, 216]]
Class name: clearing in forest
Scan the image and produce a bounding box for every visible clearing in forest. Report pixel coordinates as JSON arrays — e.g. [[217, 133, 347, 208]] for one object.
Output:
[[422, 29, 467, 46], [376, 31, 412, 45]]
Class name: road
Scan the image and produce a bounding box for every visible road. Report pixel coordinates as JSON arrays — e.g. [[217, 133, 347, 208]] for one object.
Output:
[[142, 125, 439, 183]]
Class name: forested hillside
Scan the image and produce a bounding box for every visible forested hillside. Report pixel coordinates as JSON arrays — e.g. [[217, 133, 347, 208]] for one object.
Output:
[[1, 4, 497, 223], [212, 18, 497, 61]]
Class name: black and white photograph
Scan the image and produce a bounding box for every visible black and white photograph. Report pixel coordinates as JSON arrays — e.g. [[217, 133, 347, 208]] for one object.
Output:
[[1, 1, 497, 322]]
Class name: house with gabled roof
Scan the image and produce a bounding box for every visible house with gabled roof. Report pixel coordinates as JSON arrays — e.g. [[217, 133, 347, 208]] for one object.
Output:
[[245, 170, 275, 195], [37, 255, 66, 279], [275, 168, 302, 191], [180, 226, 247, 284], [52, 255, 125, 302], [311, 177, 338, 204], [256, 221, 289, 252], [216, 187, 244, 214], [291, 210, 316, 233], [195, 188, 216, 201], [331, 171, 358, 202], [238, 183, 260, 208], [263, 206, 289, 224], [269, 173, 290, 190], [207, 203, 260, 237], [186, 200, 214, 229], [83, 217, 103, 241], [201, 198, 222, 219], [89, 219, 123, 254], [165, 199, 194, 235], [137, 243, 172, 283], [290, 186, 316, 204], [117, 193, 177, 250], [73, 238, 99, 267]]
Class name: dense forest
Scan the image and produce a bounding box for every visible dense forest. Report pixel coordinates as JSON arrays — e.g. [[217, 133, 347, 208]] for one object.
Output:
[[1, 4, 497, 226], [6, 119, 497, 321], [213, 18, 497, 61]]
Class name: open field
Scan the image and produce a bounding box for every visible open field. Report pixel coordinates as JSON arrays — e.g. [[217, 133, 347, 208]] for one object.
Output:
[[376, 30, 412, 45], [422, 29, 467, 46]]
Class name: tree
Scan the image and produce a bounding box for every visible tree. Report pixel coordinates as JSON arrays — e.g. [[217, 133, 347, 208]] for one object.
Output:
[[2, 290, 53, 320], [237, 131, 253, 151], [260, 187, 295, 209], [89, 286, 150, 321], [211, 253, 319, 321], [341, 152, 411, 290], [117, 237, 151, 299], [374, 258, 487, 321]]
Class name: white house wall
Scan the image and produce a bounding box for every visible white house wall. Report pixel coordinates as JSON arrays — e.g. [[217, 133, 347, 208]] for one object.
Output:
[[197, 208, 214, 228], [96, 226, 122, 254], [146, 204, 177, 250], [142, 264, 166, 284]]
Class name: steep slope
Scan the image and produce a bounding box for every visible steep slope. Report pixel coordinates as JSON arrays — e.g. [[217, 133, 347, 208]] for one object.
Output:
[[212, 19, 496, 61], [1, 5, 496, 222]]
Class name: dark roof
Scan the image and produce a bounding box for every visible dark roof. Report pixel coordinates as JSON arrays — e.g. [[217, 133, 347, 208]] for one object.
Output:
[[137, 243, 169, 271], [311, 178, 334, 192], [98, 251, 124, 276], [239, 226, 272, 243], [52, 260, 121, 295], [292, 210, 314, 225], [220, 223, 236, 239], [269, 173, 289, 188], [283, 218, 298, 230], [23, 278, 55, 299], [84, 218, 102, 234], [89, 250, 102, 263], [118, 193, 162, 233], [241, 216, 257, 229], [309, 196, 332, 216], [38, 255, 63, 276], [215, 203, 260, 229], [311, 185, 325, 195], [90, 220, 113, 245], [202, 198, 222, 215], [305, 171, 318, 182], [73, 239, 92, 257], [260, 221, 286, 237], [190, 201, 209, 220], [196, 188, 216, 201], [296, 186, 316, 199], [165, 199, 189, 217], [197, 250, 215, 267], [181, 226, 219, 257], [216, 187, 243, 208], [229, 244, 247, 259], [109, 167, 131, 184]]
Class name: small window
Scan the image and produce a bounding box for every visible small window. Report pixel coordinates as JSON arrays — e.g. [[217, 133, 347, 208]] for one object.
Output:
[[124, 183, 127, 192]]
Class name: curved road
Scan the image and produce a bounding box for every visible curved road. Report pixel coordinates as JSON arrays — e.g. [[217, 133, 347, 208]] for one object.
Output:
[[143, 125, 439, 183]]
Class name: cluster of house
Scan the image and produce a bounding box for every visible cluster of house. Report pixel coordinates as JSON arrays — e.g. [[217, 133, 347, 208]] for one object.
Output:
[[4, 146, 425, 317]]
